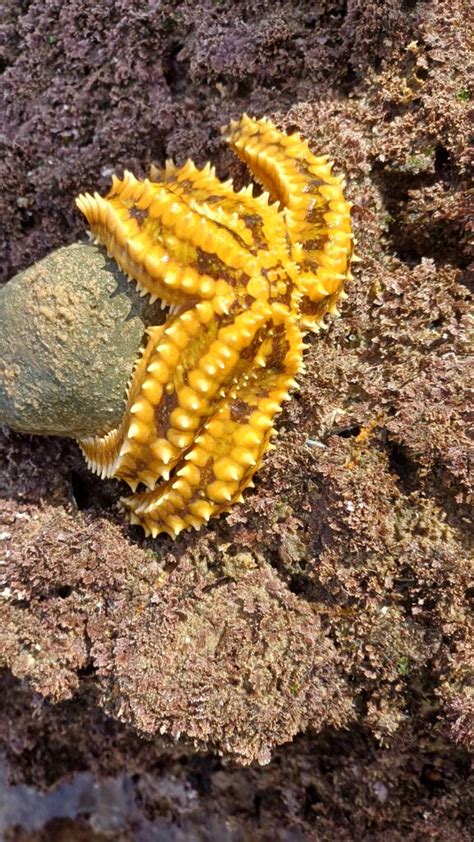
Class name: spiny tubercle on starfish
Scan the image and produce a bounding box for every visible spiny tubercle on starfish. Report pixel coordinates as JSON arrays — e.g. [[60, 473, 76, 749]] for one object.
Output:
[[75, 114, 353, 538]]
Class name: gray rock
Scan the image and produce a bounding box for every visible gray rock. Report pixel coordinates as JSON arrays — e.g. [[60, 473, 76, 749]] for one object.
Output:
[[0, 243, 166, 438]]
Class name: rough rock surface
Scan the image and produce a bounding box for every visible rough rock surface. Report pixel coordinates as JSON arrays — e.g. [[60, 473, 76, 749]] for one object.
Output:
[[0, 244, 165, 437], [0, 0, 472, 838]]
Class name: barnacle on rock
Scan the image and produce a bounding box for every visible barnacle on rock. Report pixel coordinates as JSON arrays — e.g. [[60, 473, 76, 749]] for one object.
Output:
[[75, 115, 353, 537]]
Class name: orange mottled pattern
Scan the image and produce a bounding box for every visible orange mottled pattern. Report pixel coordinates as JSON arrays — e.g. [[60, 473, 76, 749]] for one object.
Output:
[[75, 116, 353, 537]]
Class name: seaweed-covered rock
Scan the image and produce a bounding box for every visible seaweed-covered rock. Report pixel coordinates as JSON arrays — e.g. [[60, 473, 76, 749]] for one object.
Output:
[[91, 564, 351, 764], [0, 0, 472, 835]]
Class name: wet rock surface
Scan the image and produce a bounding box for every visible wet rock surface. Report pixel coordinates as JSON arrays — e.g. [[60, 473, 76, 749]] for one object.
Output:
[[0, 243, 165, 438], [0, 0, 472, 838]]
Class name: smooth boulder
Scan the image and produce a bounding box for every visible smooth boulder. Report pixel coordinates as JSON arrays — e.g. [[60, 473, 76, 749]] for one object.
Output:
[[0, 242, 165, 438]]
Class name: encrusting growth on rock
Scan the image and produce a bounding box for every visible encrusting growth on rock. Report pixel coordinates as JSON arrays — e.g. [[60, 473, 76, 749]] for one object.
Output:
[[75, 115, 353, 537]]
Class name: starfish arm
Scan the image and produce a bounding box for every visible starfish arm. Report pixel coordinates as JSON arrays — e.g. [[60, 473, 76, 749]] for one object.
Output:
[[158, 159, 289, 264], [121, 307, 303, 537], [224, 115, 353, 330], [76, 168, 283, 310], [76, 173, 234, 310], [81, 298, 285, 498], [79, 324, 166, 480]]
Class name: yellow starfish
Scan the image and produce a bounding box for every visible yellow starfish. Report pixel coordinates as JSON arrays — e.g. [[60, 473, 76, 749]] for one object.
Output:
[[75, 115, 353, 537]]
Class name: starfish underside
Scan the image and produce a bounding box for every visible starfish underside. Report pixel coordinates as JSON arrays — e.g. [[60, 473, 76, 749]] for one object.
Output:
[[75, 115, 353, 537]]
